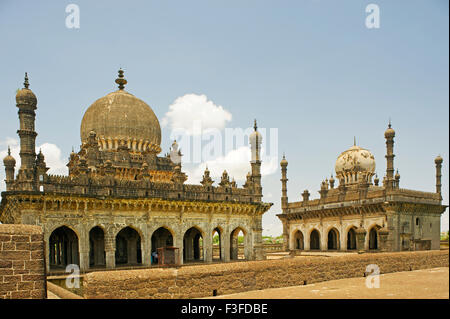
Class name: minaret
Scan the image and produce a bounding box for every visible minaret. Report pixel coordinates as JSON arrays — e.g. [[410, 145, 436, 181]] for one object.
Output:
[[384, 120, 395, 189], [395, 169, 400, 189], [280, 154, 288, 213], [16, 73, 38, 190], [249, 119, 262, 201], [3, 146, 16, 190], [435, 155, 443, 199]]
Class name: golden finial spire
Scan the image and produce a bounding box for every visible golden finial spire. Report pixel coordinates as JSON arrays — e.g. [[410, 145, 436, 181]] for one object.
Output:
[[24, 72, 29, 89], [388, 118, 392, 128], [7, 146, 11, 156], [354, 136, 356, 146], [115, 68, 127, 90], [254, 119, 257, 131]]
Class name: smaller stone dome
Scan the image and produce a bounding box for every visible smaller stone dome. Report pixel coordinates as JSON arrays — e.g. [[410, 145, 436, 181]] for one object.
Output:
[[3, 147, 16, 167], [384, 122, 395, 138], [16, 73, 37, 106], [435, 155, 443, 164], [335, 144, 376, 185], [280, 154, 288, 166]]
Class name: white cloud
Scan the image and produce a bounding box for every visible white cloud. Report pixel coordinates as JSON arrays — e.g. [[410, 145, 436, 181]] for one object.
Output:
[[0, 138, 67, 192], [161, 93, 232, 135], [37, 143, 67, 175]]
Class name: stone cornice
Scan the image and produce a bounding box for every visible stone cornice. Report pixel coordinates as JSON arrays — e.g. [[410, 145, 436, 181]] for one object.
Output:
[[0, 192, 273, 221], [277, 200, 447, 222]]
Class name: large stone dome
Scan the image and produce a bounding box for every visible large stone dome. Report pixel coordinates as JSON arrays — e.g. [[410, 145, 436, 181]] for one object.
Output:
[[80, 70, 161, 154], [335, 144, 376, 185]]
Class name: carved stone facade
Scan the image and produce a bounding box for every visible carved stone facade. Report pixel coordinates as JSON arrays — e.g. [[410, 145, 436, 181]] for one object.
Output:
[[0, 71, 272, 273], [278, 124, 447, 253]]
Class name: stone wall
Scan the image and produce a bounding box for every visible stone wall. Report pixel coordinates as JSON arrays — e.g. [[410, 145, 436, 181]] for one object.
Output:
[[0, 224, 46, 299], [84, 250, 448, 299]]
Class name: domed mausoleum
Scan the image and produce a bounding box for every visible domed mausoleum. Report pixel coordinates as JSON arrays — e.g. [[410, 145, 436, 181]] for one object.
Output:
[[278, 125, 446, 253], [80, 69, 161, 154], [0, 71, 272, 273]]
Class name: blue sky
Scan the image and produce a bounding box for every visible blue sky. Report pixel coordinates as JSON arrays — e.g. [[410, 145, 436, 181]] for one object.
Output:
[[0, 0, 448, 235]]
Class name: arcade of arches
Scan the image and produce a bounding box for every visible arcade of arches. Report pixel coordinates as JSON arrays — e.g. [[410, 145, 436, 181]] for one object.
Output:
[[289, 225, 383, 252], [47, 224, 251, 272]]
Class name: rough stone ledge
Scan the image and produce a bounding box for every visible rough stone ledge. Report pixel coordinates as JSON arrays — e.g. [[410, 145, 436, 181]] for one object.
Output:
[[46, 282, 84, 299], [84, 250, 449, 299], [0, 224, 43, 235]]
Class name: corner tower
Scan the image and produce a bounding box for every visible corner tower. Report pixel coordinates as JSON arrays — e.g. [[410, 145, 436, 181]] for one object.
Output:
[[280, 154, 288, 213], [16, 73, 38, 190], [249, 119, 262, 201], [435, 155, 443, 200], [384, 120, 396, 189]]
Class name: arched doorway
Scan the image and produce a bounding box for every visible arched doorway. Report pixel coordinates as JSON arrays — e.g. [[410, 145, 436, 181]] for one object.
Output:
[[230, 227, 246, 260], [89, 226, 105, 268], [327, 228, 339, 250], [183, 227, 204, 262], [115, 227, 142, 266], [347, 227, 357, 250], [212, 227, 222, 261], [151, 227, 173, 264], [49, 226, 79, 269], [369, 227, 378, 250], [293, 230, 304, 250], [310, 229, 320, 250]]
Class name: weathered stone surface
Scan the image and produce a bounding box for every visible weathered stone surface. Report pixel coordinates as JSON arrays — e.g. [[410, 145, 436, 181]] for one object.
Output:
[[0, 224, 45, 299], [83, 250, 448, 299]]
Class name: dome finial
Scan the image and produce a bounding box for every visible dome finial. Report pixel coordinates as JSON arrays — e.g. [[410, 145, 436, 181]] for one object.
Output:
[[24, 72, 29, 89], [388, 118, 392, 129], [115, 68, 127, 90], [353, 136, 356, 146], [254, 119, 257, 131], [7, 146, 11, 156]]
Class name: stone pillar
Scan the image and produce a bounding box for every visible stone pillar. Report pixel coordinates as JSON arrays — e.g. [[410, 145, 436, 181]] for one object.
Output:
[[378, 227, 389, 252], [281, 219, 289, 252], [355, 228, 367, 253], [223, 229, 231, 262], [304, 232, 310, 251], [252, 216, 265, 260], [142, 238, 151, 267], [205, 230, 212, 263], [320, 230, 327, 251], [46, 239, 51, 273], [174, 233, 184, 264], [79, 250, 89, 272], [104, 230, 116, 269], [105, 249, 115, 269]]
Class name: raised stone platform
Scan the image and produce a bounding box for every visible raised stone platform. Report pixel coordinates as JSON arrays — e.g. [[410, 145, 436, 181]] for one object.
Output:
[[83, 250, 448, 299]]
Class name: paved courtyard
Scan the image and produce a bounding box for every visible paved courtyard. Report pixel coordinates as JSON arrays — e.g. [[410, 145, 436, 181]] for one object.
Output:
[[209, 267, 449, 299]]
